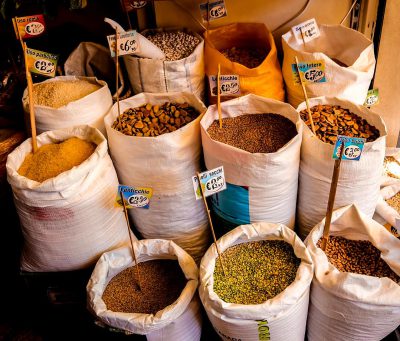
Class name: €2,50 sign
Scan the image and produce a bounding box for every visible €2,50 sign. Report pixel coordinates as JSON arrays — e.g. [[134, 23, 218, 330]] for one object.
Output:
[[192, 166, 226, 200], [26, 48, 58, 77]]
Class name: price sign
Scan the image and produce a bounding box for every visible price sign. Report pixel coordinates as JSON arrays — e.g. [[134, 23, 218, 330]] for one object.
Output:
[[364, 88, 379, 107], [13, 14, 46, 39], [107, 30, 140, 57], [116, 185, 153, 209], [292, 60, 326, 85], [26, 48, 58, 77], [192, 166, 226, 200], [200, 0, 227, 22], [292, 18, 320, 44], [209, 75, 240, 96], [332, 135, 366, 161]]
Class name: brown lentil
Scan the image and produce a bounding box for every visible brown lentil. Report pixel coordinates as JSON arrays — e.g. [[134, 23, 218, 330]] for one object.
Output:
[[384, 156, 400, 179], [112, 102, 199, 137], [143, 31, 200, 61], [213, 240, 300, 304], [207, 113, 297, 153], [318, 236, 399, 282], [300, 104, 380, 145], [386, 192, 400, 213], [220, 47, 267, 69], [18, 137, 96, 182], [102, 260, 186, 315]]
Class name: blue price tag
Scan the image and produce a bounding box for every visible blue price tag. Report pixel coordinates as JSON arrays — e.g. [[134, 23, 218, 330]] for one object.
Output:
[[332, 135, 366, 161]]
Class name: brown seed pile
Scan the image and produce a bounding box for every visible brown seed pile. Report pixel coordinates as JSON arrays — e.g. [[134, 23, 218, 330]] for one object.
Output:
[[213, 240, 300, 305], [318, 236, 399, 282], [384, 156, 400, 179], [102, 260, 186, 315], [18, 137, 96, 182], [207, 113, 297, 153], [112, 102, 199, 137], [144, 31, 200, 61], [300, 104, 380, 145], [386, 192, 400, 213], [221, 47, 267, 69]]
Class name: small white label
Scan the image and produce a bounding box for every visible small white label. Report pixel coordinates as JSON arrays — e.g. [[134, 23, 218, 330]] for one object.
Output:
[[200, 0, 227, 21], [209, 74, 240, 97], [292, 18, 320, 44], [107, 30, 140, 57], [25, 21, 44, 36], [192, 166, 226, 200]]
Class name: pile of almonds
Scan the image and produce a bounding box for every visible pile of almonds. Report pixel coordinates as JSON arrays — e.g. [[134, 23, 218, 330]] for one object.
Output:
[[300, 104, 380, 145], [112, 102, 199, 137]]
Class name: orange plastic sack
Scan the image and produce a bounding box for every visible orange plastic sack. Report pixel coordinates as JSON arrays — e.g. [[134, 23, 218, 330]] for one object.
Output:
[[204, 23, 285, 104]]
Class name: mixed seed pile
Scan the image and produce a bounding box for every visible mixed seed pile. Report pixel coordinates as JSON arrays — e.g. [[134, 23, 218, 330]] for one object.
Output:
[[102, 260, 186, 315], [300, 105, 380, 145], [384, 156, 400, 179], [144, 31, 200, 61], [386, 192, 400, 214], [112, 102, 199, 137], [221, 47, 267, 69], [318, 236, 399, 282], [213, 240, 300, 305], [207, 113, 297, 153]]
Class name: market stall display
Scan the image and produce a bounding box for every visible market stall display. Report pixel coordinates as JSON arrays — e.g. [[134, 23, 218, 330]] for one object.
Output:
[[297, 97, 387, 239], [305, 204, 400, 341], [22, 76, 112, 135], [6, 125, 132, 271], [204, 23, 284, 104], [282, 24, 375, 107], [199, 222, 313, 341], [201, 94, 302, 231], [104, 92, 209, 262], [87, 239, 202, 340]]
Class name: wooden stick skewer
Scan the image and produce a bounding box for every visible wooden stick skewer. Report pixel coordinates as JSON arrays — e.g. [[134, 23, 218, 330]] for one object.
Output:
[[197, 173, 226, 276], [295, 56, 316, 136], [321, 141, 345, 251], [217, 64, 222, 128], [120, 189, 142, 290], [115, 27, 122, 130]]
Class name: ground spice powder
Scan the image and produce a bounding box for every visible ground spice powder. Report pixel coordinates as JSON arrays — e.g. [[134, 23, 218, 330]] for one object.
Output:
[[213, 240, 300, 305], [318, 236, 399, 282], [102, 260, 187, 315], [18, 137, 96, 182]]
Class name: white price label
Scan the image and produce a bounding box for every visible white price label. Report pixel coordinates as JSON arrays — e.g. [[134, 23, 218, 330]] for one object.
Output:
[[200, 0, 227, 21], [292, 18, 320, 44], [25, 21, 45, 36], [192, 166, 226, 200], [107, 30, 140, 57], [209, 75, 240, 97]]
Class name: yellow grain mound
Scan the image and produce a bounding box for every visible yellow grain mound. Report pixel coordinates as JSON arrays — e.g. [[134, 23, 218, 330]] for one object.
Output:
[[32, 80, 101, 108], [18, 137, 96, 182]]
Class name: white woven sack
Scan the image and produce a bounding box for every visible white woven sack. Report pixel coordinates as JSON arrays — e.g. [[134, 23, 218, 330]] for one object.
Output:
[[200, 94, 302, 229], [87, 240, 202, 340], [282, 24, 375, 107], [376, 182, 400, 234], [199, 223, 313, 341], [22, 76, 112, 135], [104, 92, 209, 262], [6, 125, 131, 271], [123, 28, 205, 101], [297, 96, 387, 239], [305, 204, 400, 341]]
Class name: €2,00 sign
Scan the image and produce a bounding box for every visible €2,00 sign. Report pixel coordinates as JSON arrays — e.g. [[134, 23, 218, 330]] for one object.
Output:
[[192, 166, 227, 200], [332, 135, 366, 161]]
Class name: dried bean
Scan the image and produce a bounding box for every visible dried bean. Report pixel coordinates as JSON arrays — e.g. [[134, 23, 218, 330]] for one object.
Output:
[[318, 236, 399, 282], [220, 47, 267, 68], [214, 240, 300, 304], [207, 113, 297, 153]]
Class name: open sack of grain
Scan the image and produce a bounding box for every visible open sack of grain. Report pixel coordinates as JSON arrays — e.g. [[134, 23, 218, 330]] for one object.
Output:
[[204, 23, 284, 104], [375, 182, 400, 238], [22, 76, 112, 135], [296, 96, 387, 239], [282, 24, 375, 107], [104, 92, 209, 262], [201, 94, 302, 232], [87, 239, 202, 341], [6, 125, 132, 271], [199, 222, 313, 341], [305, 204, 400, 341]]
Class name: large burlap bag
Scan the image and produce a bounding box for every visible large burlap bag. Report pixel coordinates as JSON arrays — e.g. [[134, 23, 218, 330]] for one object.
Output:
[[104, 92, 209, 262], [199, 222, 313, 341], [22, 76, 112, 135], [204, 23, 284, 104], [201, 94, 302, 230], [87, 240, 202, 340], [6, 125, 131, 271], [305, 204, 400, 341], [297, 96, 387, 239], [282, 24, 375, 107]]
